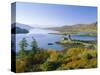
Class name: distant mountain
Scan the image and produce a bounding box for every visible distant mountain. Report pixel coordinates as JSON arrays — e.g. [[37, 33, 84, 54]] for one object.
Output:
[[12, 23, 33, 30], [11, 23, 32, 34], [11, 27, 29, 34], [46, 22, 97, 32]]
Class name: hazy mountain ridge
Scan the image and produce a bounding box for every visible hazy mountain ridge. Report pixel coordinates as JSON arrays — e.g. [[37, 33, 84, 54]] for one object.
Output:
[[46, 22, 97, 32], [11, 23, 32, 34], [12, 23, 33, 30], [11, 27, 29, 34]]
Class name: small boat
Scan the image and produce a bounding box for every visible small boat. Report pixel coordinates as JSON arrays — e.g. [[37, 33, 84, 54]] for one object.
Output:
[[48, 43, 53, 45]]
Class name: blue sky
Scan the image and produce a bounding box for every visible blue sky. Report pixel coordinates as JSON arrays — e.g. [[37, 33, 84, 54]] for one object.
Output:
[[13, 2, 97, 28]]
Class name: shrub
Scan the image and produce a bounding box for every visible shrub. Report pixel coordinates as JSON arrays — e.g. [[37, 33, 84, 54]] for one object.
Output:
[[42, 61, 61, 71], [32, 50, 49, 64], [81, 49, 97, 59], [16, 58, 27, 72]]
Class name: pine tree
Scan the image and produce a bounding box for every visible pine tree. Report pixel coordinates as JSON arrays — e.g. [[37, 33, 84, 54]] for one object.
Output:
[[19, 38, 28, 57], [19, 38, 28, 51], [31, 37, 38, 53]]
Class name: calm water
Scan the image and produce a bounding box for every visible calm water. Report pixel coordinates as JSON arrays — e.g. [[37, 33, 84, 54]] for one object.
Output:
[[13, 28, 97, 52]]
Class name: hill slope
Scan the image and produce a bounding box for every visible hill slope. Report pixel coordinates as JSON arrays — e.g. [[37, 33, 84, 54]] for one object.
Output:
[[46, 22, 97, 32], [12, 23, 33, 30], [11, 27, 29, 34], [11, 23, 32, 34]]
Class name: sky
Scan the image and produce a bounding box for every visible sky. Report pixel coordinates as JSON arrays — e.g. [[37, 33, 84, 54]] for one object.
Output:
[[12, 2, 97, 28]]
